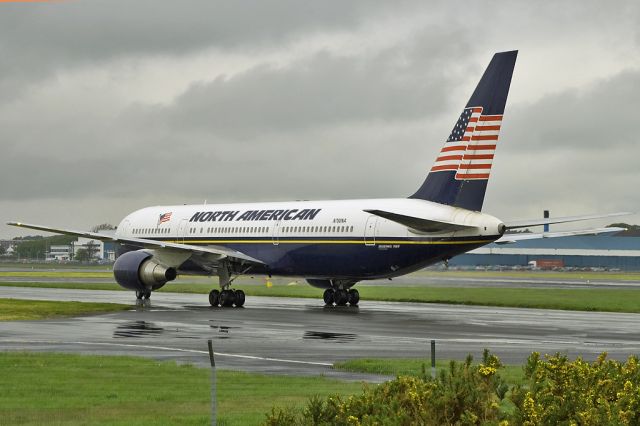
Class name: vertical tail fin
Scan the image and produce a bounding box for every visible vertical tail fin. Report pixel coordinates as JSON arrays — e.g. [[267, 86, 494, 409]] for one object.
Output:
[[410, 50, 517, 211]]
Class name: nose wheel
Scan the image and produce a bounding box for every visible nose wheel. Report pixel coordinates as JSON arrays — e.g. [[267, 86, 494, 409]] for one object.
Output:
[[135, 290, 151, 300]]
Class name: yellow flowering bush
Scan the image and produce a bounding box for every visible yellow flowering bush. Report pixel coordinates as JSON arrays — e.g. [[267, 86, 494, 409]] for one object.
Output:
[[264, 349, 507, 425], [264, 351, 640, 425], [510, 352, 640, 425]]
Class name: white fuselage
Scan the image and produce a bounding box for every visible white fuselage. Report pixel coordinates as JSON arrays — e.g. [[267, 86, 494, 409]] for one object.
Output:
[[115, 198, 503, 280]]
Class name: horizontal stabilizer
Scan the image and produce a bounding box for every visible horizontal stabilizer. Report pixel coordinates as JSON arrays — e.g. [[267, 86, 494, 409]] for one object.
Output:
[[363, 210, 476, 233], [6, 221, 264, 265], [504, 212, 631, 230], [495, 227, 626, 244]]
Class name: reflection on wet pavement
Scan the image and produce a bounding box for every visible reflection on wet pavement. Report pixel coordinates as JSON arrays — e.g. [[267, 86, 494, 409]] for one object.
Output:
[[113, 321, 164, 338], [304, 331, 357, 343]]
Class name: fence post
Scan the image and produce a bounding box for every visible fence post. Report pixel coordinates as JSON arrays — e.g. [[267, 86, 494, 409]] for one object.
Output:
[[208, 339, 217, 426], [430, 339, 436, 379]]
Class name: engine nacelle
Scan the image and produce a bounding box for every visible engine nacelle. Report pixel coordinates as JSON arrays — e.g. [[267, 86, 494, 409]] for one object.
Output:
[[113, 250, 177, 291]]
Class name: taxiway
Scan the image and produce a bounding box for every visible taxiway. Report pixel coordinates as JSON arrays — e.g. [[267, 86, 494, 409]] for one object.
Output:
[[2, 286, 640, 380]]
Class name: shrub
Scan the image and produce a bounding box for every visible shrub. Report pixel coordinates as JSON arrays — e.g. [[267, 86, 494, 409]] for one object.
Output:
[[264, 349, 507, 425], [510, 352, 640, 425]]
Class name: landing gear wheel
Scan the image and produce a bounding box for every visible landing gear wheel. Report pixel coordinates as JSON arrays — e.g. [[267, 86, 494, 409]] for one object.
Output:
[[209, 289, 220, 307], [220, 289, 236, 307], [143, 291, 151, 300], [334, 289, 349, 306], [235, 290, 245, 307], [135, 291, 144, 300], [348, 289, 360, 306], [323, 289, 335, 306]]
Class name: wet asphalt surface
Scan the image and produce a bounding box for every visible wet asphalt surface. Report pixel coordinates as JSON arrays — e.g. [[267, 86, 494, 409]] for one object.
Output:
[[2, 286, 640, 381], [2, 268, 640, 290]]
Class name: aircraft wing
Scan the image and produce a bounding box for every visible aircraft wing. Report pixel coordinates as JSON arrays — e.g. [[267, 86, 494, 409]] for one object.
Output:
[[495, 227, 626, 244], [6, 221, 264, 265], [364, 209, 476, 233], [504, 212, 631, 230]]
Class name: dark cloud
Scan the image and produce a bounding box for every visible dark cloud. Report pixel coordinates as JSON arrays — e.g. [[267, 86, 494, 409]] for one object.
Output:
[[125, 33, 472, 139], [0, 0, 393, 98], [1, 0, 639, 236]]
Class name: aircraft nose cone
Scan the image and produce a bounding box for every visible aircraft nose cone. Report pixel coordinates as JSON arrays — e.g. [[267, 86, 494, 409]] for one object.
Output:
[[498, 223, 506, 235]]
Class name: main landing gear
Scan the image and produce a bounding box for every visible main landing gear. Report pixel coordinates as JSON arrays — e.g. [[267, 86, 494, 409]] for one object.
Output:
[[323, 288, 359, 307], [209, 261, 247, 308], [209, 288, 245, 308]]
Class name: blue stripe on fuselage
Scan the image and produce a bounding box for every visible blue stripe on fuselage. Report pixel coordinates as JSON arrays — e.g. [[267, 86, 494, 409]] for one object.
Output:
[[126, 235, 497, 280]]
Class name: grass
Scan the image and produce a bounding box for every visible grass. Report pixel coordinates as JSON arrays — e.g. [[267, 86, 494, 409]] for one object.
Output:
[[0, 352, 364, 425], [414, 269, 640, 281], [334, 358, 525, 386], [3, 280, 640, 313], [0, 271, 112, 278], [0, 298, 130, 321]]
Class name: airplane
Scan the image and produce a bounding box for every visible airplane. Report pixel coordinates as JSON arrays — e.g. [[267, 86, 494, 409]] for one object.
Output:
[[8, 50, 628, 308]]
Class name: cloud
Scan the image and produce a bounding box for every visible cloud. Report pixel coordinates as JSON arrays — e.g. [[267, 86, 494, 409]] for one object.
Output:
[[1, 0, 640, 237]]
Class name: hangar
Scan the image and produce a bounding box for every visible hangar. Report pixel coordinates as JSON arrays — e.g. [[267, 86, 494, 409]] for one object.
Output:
[[449, 234, 640, 271]]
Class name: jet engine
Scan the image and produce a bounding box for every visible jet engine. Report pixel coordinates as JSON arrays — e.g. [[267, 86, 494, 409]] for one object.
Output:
[[113, 250, 177, 291]]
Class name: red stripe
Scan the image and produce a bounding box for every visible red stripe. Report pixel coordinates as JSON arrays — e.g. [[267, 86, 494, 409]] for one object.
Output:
[[441, 145, 466, 152], [462, 136, 471, 141], [475, 125, 500, 131], [456, 173, 490, 179], [463, 154, 494, 160], [465, 126, 475, 132], [472, 107, 483, 113], [436, 155, 463, 162], [468, 144, 496, 151], [459, 163, 492, 170], [471, 135, 498, 141], [479, 115, 503, 121], [431, 165, 458, 172], [469, 117, 478, 123]]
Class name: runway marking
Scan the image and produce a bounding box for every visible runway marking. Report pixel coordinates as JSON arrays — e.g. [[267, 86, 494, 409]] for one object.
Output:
[[0, 339, 333, 367]]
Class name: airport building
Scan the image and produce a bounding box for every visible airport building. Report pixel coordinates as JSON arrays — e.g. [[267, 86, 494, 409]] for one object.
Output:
[[450, 234, 640, 271], [45, 238, 116, 262]]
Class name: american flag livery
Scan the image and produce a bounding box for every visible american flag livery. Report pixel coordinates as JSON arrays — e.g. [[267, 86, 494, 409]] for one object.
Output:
[[430, 106, 503, 180], [158, 212, 172, 225]]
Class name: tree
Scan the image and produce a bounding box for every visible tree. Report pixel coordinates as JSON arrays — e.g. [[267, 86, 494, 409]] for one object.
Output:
[[0, 245, 6, 256], [91, 223, 116, 232], [74, 248, 90, 262], [608, 223, 640, 236], [84, 240, 100, 260]]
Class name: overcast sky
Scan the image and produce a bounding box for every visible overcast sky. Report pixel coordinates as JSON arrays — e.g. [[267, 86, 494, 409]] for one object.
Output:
[[1, 0, 639, 238]]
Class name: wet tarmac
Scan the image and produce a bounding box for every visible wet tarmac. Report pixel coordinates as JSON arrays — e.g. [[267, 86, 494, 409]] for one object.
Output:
[[2, 286, 640, 381], [2, 272, 640, 290]]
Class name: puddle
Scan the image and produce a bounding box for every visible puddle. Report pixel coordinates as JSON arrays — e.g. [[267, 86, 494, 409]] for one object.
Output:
[[303, 331, 357, 343], [113, 320, 164, 338]]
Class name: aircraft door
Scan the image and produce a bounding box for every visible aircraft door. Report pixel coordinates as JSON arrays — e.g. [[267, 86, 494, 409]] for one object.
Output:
[[119, 220, 131, 237], [272, 220, 281, 246], [364, 215, 378, 246], [177, 219, 189, 243]]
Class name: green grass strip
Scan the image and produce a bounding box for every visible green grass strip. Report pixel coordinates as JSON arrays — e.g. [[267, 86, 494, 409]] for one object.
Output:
[[0, 352, 363, 425], [0, 298, 130, 321], [334, 358, 525, 386], [0, 271, 112, 278], [2, 281, 640, 313]]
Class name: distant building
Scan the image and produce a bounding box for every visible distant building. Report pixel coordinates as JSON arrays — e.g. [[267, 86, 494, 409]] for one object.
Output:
[[72, 238, 104, 260], [450, 234, 640, 271], [44, 238, 114, 262], [47, 245, 73, 261]]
